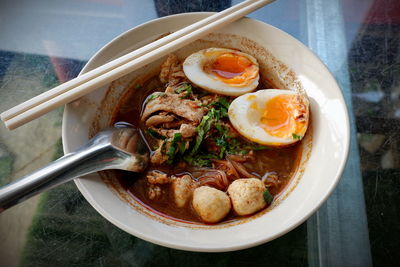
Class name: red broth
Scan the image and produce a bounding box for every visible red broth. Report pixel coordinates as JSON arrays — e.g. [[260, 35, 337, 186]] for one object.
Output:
[[109, 75, 303, 223]]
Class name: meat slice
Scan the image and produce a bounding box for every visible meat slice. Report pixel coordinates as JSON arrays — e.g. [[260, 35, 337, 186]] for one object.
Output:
[[200, 94, 219, 106], [162, 119, 188, 129], [141, 93, 204, 123], [159, 54, 187, 86], [151, 141, 169, 165], [157, 129, 180, 139], [147, 170, 171, 184], [146, 114, 175, 126], [154, 123, 196, 139], [179, 124, 196, 138], [159, 54, 179, 83], [148, 184, 162, 200]]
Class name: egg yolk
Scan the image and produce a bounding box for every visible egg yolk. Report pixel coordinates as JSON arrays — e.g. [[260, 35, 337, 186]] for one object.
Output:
[[210, 53, 258, 86], [260, 94, 306, 138]]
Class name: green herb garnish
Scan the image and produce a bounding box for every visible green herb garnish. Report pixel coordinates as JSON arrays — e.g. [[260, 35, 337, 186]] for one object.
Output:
[[263, 189, 273, 205], [175, 84, 193, 99], [179, 141, 189, 155], [209, 96, 230, 109], [146, 92, 165, 103], [160, 94, 262, 166], [135, 84, 142, 89], [213, 122, 230, 158], [208, 97, 230, 118], [292, 133, 302, 140], [214, 121, 267, 158], [183, 153, 218, 167], [226, 138, 248, 155], [166, 133, 183, 164], [191, 112, 213, 155], [214, 122, 226, 134], [146, 128, 166, 140]]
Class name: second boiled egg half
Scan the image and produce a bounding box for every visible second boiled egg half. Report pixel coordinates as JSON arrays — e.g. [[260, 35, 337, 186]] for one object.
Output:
[[182, 48, 259, 96], [228, 89, 309, 146]]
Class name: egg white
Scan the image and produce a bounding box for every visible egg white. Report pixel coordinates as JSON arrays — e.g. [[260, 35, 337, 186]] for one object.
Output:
[[182, 48, 259, 96], [228, 89, 308, 146]]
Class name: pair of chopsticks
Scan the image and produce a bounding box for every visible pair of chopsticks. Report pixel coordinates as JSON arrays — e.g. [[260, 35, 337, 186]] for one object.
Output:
[[1, 0, 275, 130]]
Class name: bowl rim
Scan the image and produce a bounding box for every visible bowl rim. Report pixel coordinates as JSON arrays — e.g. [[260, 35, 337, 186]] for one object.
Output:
[[62, 12, 350, 252]]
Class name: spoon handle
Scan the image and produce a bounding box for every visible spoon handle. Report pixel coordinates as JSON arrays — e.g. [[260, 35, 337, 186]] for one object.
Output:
[[0, 137, 125, 211]]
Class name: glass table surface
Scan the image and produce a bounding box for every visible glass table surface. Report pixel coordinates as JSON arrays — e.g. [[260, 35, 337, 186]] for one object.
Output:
[[0, 0, 398, 266]]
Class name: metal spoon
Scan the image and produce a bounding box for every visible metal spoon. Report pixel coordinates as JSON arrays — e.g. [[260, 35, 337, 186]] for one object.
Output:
[[0, 126, 149, 211]]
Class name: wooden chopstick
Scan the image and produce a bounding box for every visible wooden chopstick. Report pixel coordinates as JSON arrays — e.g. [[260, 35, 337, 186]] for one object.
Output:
[[2, 0, 275, 130], [0, 0, 259, 122]]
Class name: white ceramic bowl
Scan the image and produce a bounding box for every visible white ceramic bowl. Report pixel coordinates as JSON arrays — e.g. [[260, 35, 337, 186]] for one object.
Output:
[[62, 13, 350, 252]]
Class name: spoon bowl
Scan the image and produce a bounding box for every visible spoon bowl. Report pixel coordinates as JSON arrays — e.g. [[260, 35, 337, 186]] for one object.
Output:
[[0, 126, 149, 211]]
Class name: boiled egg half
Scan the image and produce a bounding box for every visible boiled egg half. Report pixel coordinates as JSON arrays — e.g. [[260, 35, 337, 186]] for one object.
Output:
[[183, 48, 259, 96], [228, 89, 309, 146]]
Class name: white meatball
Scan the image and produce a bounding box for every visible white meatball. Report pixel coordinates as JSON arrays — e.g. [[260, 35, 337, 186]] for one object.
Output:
[[192, 186, 231, 223], [227, 178, 266, 216], [172, 175, 197, 208]]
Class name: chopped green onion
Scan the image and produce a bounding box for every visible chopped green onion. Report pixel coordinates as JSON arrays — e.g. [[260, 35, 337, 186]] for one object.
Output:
[[292, 133, 302, 140], [263, 189, 273, 205]]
